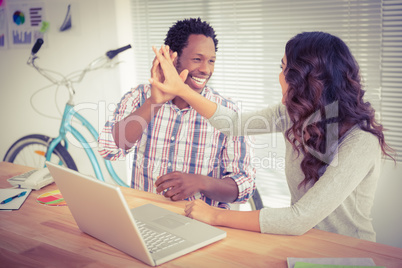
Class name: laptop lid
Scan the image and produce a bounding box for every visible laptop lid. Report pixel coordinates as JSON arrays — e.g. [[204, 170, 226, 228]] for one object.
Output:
[[46, 162, 155, 266]]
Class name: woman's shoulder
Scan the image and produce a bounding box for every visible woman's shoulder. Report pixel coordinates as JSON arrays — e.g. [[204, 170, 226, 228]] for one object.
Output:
[[342, 126, 378, 144], [121, 84, 150, 98], [339, 126, 381, 156]]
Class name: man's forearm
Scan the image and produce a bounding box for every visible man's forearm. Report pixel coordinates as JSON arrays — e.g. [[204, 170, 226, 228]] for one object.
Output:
[[200, 176, 239, 203], [112, 98, 161, 150]]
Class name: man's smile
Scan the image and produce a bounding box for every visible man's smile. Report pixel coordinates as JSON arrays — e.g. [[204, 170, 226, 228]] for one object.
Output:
[[190, 75, 207, 85]]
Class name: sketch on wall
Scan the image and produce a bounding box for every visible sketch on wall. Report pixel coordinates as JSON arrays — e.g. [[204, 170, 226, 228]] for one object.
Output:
[[0, 1, 73, 50], [60, 4, 71, 31], [1, 0, 46, 49], [0, 0, 7, 50], [8, 1, 45, 48]]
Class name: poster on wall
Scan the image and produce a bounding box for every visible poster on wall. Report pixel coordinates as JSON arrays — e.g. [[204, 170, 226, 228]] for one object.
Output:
[[7, 1, 45, 49], [0, 0, 7, 50]]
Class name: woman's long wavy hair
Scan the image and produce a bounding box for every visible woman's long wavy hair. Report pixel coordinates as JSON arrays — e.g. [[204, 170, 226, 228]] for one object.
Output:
[[283, 31, 394, 187]]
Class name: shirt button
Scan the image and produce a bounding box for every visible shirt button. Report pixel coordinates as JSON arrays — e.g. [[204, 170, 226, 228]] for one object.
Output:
[[168, 162, 172, 167], [171, 136, 175, 141]]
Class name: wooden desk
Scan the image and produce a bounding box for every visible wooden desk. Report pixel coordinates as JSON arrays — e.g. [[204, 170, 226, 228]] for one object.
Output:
[[1, 162, 402, 267]]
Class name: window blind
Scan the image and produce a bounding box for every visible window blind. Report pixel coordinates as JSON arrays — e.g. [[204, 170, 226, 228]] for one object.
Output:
[[381, 0, 402, 162], [129, 0, 397, 208]]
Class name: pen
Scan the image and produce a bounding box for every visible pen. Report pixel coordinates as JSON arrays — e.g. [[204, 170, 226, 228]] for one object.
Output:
[[0, 191, 27, 204]]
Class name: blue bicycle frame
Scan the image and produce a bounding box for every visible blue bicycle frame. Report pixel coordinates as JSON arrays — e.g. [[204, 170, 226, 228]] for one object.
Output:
[[45, 103, 129, 187]]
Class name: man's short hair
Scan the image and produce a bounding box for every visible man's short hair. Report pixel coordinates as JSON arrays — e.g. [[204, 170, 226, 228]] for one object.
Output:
[[164, 17, 218, 56]]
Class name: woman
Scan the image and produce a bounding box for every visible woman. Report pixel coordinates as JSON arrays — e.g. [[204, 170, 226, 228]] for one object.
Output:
[[150, 31, 394, 241]]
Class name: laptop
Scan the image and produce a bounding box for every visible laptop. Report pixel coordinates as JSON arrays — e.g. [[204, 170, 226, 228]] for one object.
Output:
[[46, 162, 226, 266]]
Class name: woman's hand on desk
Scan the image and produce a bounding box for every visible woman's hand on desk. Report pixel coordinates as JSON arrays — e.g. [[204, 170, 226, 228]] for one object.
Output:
[[185, 199, 220, 225], [185, 199, 261, 232]]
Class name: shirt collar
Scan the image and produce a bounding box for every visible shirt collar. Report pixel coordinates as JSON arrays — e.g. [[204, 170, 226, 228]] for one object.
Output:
[[166, 86, 209, 112]]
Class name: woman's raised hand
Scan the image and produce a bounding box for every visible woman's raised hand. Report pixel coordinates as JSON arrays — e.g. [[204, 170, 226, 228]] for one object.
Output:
[[149, 45, 190, 97], [150, 45, 218, 119]]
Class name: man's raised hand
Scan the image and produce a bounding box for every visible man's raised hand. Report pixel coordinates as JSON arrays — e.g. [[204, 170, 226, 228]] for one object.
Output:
[[149, 45, 190, 97]]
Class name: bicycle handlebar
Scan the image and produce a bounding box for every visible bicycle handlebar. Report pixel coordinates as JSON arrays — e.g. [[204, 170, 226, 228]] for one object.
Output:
[[28, 39, 132, 104], [32, 38, 44, 54], [30, 38, 132, 59], [106, 44, 132, 59]]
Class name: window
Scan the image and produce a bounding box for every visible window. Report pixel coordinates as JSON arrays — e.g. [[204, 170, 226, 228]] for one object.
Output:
[[129, 0, 399, 208], [381, 0, 402, 162]]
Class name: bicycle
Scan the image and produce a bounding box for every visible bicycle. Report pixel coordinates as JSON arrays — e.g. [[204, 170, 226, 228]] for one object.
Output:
[[3, 38, 131, 187], [3, 38, 264, 210]]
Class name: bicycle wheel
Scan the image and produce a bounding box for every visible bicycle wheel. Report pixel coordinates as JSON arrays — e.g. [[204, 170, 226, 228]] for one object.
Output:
[[248, 188, 264, 210], [3, 134, 77, 170]]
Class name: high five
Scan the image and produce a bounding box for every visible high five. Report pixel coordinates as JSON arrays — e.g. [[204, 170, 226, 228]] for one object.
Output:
[[151, 31, 395, 241]]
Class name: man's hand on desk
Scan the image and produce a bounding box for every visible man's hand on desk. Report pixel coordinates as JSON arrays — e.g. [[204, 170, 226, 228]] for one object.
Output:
[[155, 171, 202, 201], [155, 171, 238, 203]]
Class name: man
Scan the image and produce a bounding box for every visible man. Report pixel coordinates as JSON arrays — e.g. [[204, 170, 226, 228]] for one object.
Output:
[[98, 18, 255, 209]]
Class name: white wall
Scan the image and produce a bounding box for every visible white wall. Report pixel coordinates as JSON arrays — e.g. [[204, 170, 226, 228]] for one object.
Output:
[[372, 160, 402, 248], [0, 0, 131, 184]]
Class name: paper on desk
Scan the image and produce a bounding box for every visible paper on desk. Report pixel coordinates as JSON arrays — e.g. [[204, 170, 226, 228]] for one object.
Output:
[[0, 188, 32, 210], [37, 190, 66, 206], [294, 262, 385, 268], [287, 258, 378, 268]]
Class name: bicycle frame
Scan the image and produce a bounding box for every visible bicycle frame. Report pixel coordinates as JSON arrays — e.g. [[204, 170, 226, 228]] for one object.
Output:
[[45, 103, 129, 187], [26, 39, 132, 188]]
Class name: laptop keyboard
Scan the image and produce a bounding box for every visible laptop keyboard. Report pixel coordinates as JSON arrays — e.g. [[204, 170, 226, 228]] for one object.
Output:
[[136, 220, 186, 253]]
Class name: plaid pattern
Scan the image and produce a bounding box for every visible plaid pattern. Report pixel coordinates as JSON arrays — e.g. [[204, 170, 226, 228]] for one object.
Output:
[[98, 84, 255, 209]]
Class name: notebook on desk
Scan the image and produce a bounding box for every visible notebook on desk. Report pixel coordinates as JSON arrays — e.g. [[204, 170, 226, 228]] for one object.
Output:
[[46, 162, 226, 266], [0, 188, 32, 211]]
